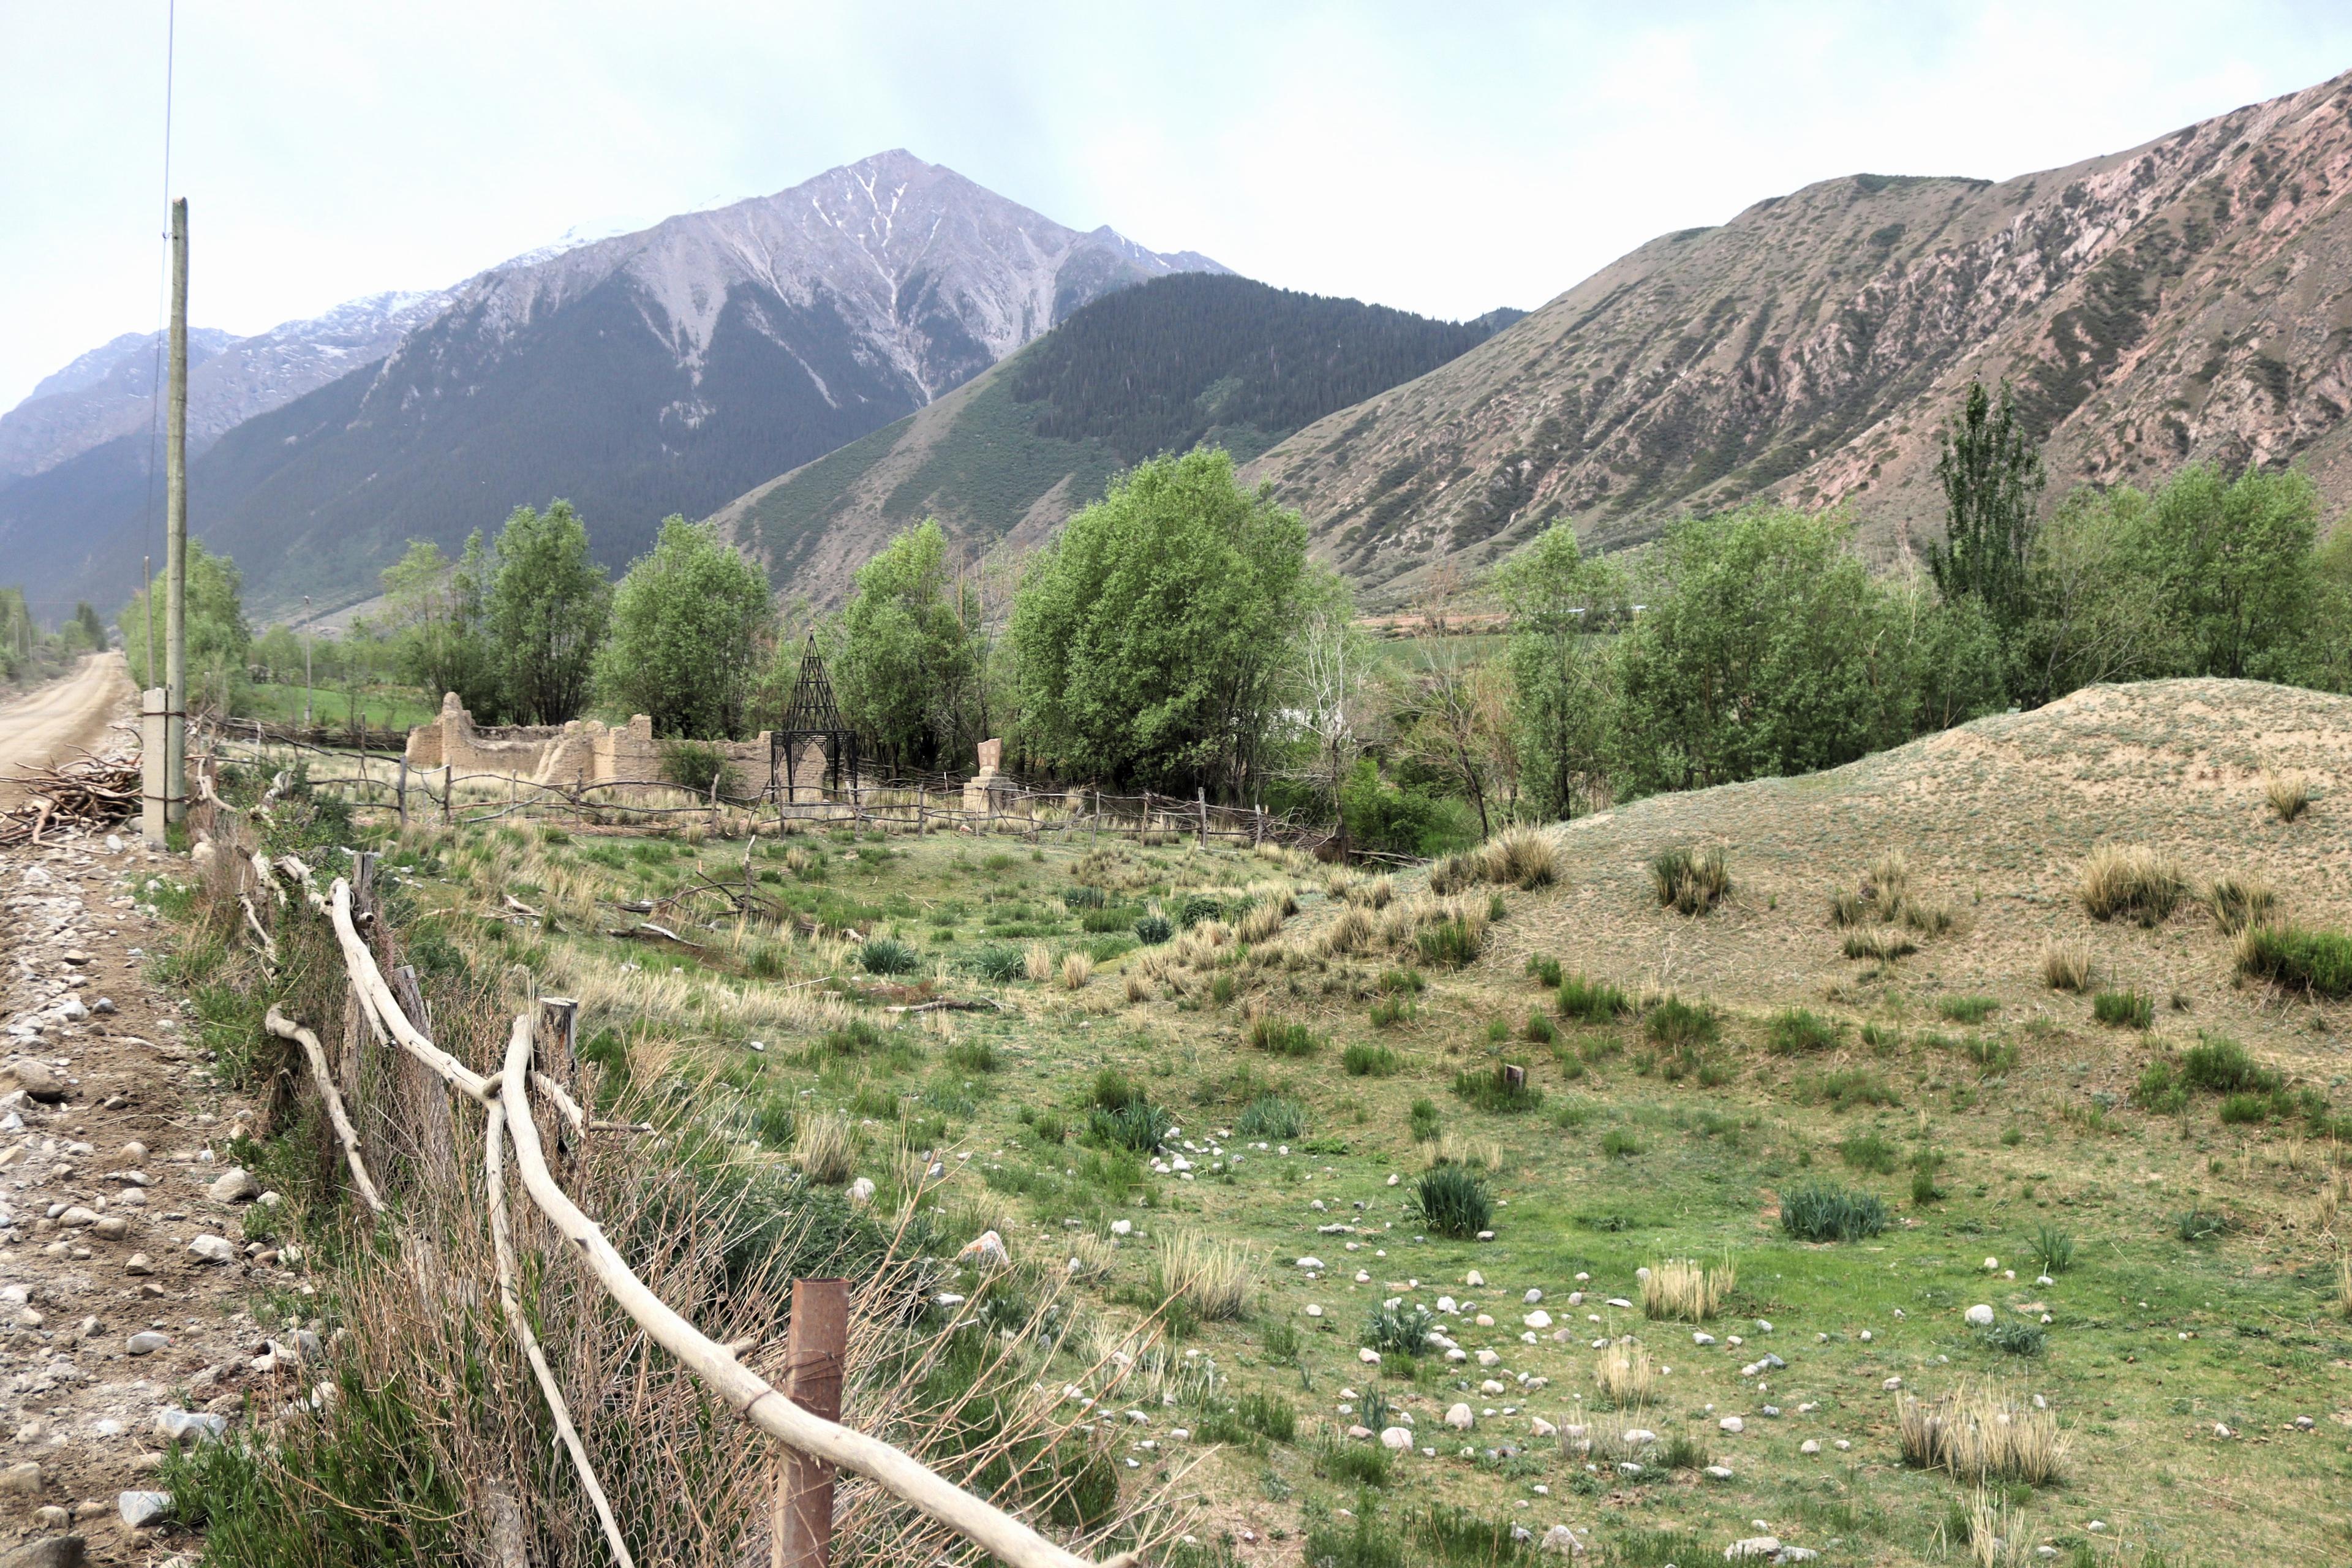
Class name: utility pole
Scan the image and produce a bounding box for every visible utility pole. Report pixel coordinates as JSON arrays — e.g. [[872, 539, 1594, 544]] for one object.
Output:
[[141, 555, 154, 684], [163, 197, 189, 824], [303, 594, 313, 728]]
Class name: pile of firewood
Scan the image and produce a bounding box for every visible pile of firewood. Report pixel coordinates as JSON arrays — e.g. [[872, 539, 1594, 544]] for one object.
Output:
[[0, 752, 141, 845]]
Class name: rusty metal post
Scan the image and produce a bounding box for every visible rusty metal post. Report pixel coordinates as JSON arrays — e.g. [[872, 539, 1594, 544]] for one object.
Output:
[[774, 1277, 848, 1568]]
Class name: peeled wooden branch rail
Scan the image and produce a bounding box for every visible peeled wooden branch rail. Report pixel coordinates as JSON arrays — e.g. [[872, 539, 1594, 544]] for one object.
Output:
[[309, 875, 1132, 1568], [263, 1007, 385, 1215]]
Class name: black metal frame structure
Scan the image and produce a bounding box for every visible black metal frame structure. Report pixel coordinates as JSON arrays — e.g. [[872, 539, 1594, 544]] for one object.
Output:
[[771, 635, 858, 810]]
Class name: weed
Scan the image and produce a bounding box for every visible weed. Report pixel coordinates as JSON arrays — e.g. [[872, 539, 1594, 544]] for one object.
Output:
[[1416, 917, 1483, 968], [1802, 1068, 1899, 1111], [1235, 1095, 1308, 1140], [2206, 873, 2277, 934], [1134, 913, 1173, 944], [1414, 1164, 1493, 1238], [1558, 974, 1631, 1023], [1525, 954, 1563, 987], [1767, 1006, 1840, 1054], [2078, 845, 2187, 926], [793, 1112, 858, 1185], [2265, 769, 2311, 823], [1983, 1320, 2046, 1357], [2175, 1208, 2236, 1242], [1904, 900, 1959, 936], [1600, 1128, 1643, 1158], [1593, 1339, 1656, 1410], [2179, 1035, 2280, 1094], [1642, 1257, 1735, 1321], [1379, 967, 1427, 993], [1342, 1041, 1401, 1077], [1370, 995, 1415, 1028], [2039, 940, 2094, 992], [1452, 1066, 1544, 1114], [1523, 1011, 1557, 1044], [1651, 846, 1731, 915], [1844, 927, 1916, 962], [2024, 1223, 2076, 1275], [943, 1040, 1000, 1074], [1896, 1383, 2065, 1485], [1248, 1017, 1322, 1057], [968, 943, 1025, 982], [1480, 826, 1559, 889], [1151, 1231, 1253, 1321], [1940, 995, 1999, 1024], [1780, 1183, 1890, 1242], [1363, 1299, 1438, 1355], [2092, 990, 2154, 1030], [1408, 1098, 1442, 1142], [1839, 1131, 1902, 1175], [1644, 996, 1717, 1049], [2234, 922, 2352, 998], [1089, 1098, 1172, 1154], [856, 937, 919, 976], [1829, 891, 1866, 927]]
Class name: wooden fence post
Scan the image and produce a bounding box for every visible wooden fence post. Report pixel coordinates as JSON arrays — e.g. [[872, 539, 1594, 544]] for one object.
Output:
[[774, 1276, 849, 1568], [1254, 802, 1264, 848], [1196, 788, 1207, 849], [442, 765, 453, 827]]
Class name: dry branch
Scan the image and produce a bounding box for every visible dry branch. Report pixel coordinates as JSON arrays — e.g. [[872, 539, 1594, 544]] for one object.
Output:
[[0, 752, 138, 845], [263, 1006, 385, 1214]]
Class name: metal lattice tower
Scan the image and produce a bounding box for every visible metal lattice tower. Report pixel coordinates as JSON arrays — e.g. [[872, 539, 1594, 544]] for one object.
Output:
[[772, 635, 858, 806]]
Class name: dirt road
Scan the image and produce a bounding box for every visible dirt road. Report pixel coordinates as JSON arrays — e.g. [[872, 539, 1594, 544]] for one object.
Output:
[[0, 656, 135, 810]]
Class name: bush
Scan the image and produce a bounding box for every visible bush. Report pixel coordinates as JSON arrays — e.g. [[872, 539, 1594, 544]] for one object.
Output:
[[1379, 967, 1427, 993], [1983, 1321, 2045, 1357], [1525, 954, 1563, 987], [1247, 1018, 1321, 1057], [2179, 1035, 2280, 1094], [1415, 917, 1483, 968], [857, 937, 919, 976], [1938, 995, 1998, 1024], [1235, 1094, 1307, 1140], [1651, 846, 1730, 915], [1062, 884, 1107, 910], [1479, 826, 1559, 890], [1081, 905, 1140, 933], [2129, 1059, 2190, 1115], [2205, 873, 2276, 934], [1451, 1066, 1544, 1115], [1843, 927, 1916, 962], [1343, 1041, 1400, 1077], [1362, 1299, 1437, 1355], [1414, 1164, 1493, 1237], [1150, 1230, 1252, 1321], [1089, 1099, 1172, 1153], [2265, 770, 2310, 823], [2233, 922, 2352, 998], [1600, 1128, 1642, 1157], [1408, 1098, 1442, 1142], [1133, 913, 1173, 945], [1558, 973, 1630, 1023], [1644, 997, 1717, 1049], [1766, 1007, 1839, 1054], [657, 739, 736, 796], [1779, 1183, 1890, 1242], [2092, 989, 2154, 1029], [1838, 1131, 1901, 1175], [1523, 1011, 1556, 1044], [1309, 1441, 1393, 1491], [968, 943, 1024, 982], [2078, 844, 2187, 925]]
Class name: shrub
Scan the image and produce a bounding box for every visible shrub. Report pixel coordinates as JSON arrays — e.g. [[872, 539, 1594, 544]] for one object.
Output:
[[2234, 922, 2352, 998], [1379, 967, 1427, 993], [1558, 974, 1630, 1023], [1132, 913, 1172, 945], [1022, 940, 1055, 982], [1081, 905, 1140, 933], [2024, 1223, 2076, 1275], [943, 1040, 1000, 1074], [1592, 1339, 1655, 1410], [1369, 995, 1415, 1028], [2092, 990, 2153, 1029], [1838, 1131, 1901, 1175], [1828, 891, 1866, 928], [2176, 1208, 2236, 1242], [1523, 1011, 1557, 1044], [1600, 1128, 1643, 1158], [1641, 1258, 1734, 1321], [2039, 941, 2094, 992], [1479, 826, 1559, 889], [2265, 769, 2310, 823], [1232, 1390, 1295, 1444], [1903, 900, 1958, 937], [1525, 954, 1563, 986], [793, 1112, 856, 1185], [2130, 1059, 2189, 1114], [1362, 1299, 1438, 1355], [1779, 1183, 1890, 1242], [2206, 873, 2277, 934], [1063, 884, 1107, 910], [1177, 893, 1224, 929], [1451, 1066, 1544, 1115], [968, 943, 1024, 982], [1896, 1384, 2065, 1485], [2179, 1035, 2280, 1095], [1803, 1068, 1899, 1111], [1866, 849, 1909, 908], [1843, 927, 1916, 962], [1939, 995, 1998, 1024], [1089, 1099, 1172, 1154], [1235, 1095, 1307, 1140], [1247, 1018, 1321, 1057], [1151, 1231, 1252, 1321], [657, 739, 736, 796], [1651, 846, 1731, 915], [1910, 1163, 1945, 1205], [1342, 1041, 1400, 1077], [1415, 917, 1483, 968], [1414, 1164, 1493, 1237], [1643, 996, 1717, 1049], [856, 937, 919, 976], [1407, 1098, 1442, 1142], [1426, 851, 1479, 896], [1982, 1320, 2045, 1357], [2078, 845, 2186, 925], [1766, 1006, 1839, 1054]]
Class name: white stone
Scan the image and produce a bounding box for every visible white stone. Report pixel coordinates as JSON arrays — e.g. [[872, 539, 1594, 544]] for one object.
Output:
[[187, 1234, 237, 1265], [1724, 1538, 1782, 1561], [1965, 1304, 1996, 1327], [1464, 1269, 1487, 1286], [119, 1489, 173, 1527], [1359, 1348, 1381, 1365], [846, 1177, 875, 1206], [1305, 1304, 1324, 1318], [1523, 1310, 1552, 1329], [1800, 1439, 1821, 1455], [957, 1230, 1011, 1269], [1110, 1219, 1132, 1236], [1446, 1403, 1474, 1430], [1719, 1416, 1744, 1434], [207, 1166, 260, 1204], [1704, 1463, 1735, 1479], [127, 1332, 170, 1355], [1524, 1288, 1543, 1303], [1380, 1426, 1413, 1450], [1531, 1417, 1556, 1438]]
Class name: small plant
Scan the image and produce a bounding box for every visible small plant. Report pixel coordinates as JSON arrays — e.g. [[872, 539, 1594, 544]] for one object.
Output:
[[2233, 922, 2352, 998], [1903, 900, 1959, 937], [2078, 844, 2187, 926], [1839, 1131, 1902, 1175], [1651, 846, 1731, 915], [1247, 1017, 1321, 1057], [2175, 1208, 2236, 1242], [1133, 913, 1173, 944], [1062, 884, 1107, 910], [1342, 1041, 1400, 1077], [1981, 1318, 2045, 1356], [1641, 1257, 1734, 1321], [1766, 1006, 1839, 1054], [1060, 951, 1093, 989], [1593, 1338, 1656, 1410], [969, 943, 1025, 982], [1415, 917, 1483, 968], [1600, 1126, 1643, 1158], [2179, 1034, 2280, 1094], [1939, 995, 1999, 1024], [1910, 1156, 1947, 1205], [1235, 1094, 1308, 1140], [1829, 891, 1866, 927], [1151, 1230, 1253, 1321], [1451, 1065, 1544, 1115], [1525, 954, 1563, 986], [1779, 1183, 1890, 1242], [1379, 967, 1426, 993], [1558, 973, 1630, 1023], [856, 937, 919, 976], [793, 1111, 857, 1185], [1480, 825, 1559, 889], [943, 1039, 1000, 1074], [1414, 1164, 1493, 1237], [1644, 996, 1717, 1049], [1523, 1011, 1557, 1044], [2206, 873, 2277, 934], [1362, 1299, 1437, 1355], [2092, 989, 2154, 1030], [2038, 940, 2094, 992], [1022, 940, 1055, 982], [1844, 926, 1917, 962], [2265, 769, 2310, 823], [1369, 995, 1415, 1028], [2024, 1223, 2076, 1275], [1896, 1383, 2065, 1485]]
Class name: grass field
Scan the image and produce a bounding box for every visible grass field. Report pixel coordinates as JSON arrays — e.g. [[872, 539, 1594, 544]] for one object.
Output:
[[349, 677, 2352, 1567], [237, 679, 434, 731]]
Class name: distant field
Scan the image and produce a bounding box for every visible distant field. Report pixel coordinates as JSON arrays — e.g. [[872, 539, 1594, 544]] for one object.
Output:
[[237, 680, 431, 732]]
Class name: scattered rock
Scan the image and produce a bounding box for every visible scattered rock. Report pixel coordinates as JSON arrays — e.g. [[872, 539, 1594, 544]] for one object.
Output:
[[116, 1491, 172, 1528], [846, 1177, 875, 1206], [1537, 1524, 1581, 1555], [1445, 1403, 1474, 1431], [0, 1461, 43, 1498], [187, 1235, 238, 1264], [7, 1061, 63, 1103], [153, 1409, 226, 1446], [126, 1332, 170, 1356], [1965, 1304, 1996, 1327], [1719, 1416, 1744, 1434], [123, 1253, 153, 1275], [206, 1167, 260, 1204], [0, 1537, 86, 1568], [1724, 1539, 1782, 1562], [1530, 1417, 1556, 1438], [1379, 1427, 1413, 1450], [55, 1207, 98, 1229], [1704, 1464, 1735, 1479]]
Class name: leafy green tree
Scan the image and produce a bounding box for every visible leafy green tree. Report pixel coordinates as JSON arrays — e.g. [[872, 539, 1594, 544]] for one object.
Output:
[[597, 516, 772, 738], [118, 542, 252, 714], [381, 535, 500, 719], [833, 519, 986, 772], [64, 603, 107, 652], [2131, 463, 2320, 682], [1928, 380, 2045, 637], [485, 500, 611, 724], [1613, 507, 1913, 794], [1493, 522, 1626, 821], [1010, 448, 1308, 794]]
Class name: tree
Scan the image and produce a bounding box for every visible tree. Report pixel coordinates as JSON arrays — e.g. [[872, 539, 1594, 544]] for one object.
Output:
[[833, 520, 986, 772], [597, 516, 772, 738], [382, 535, 499, 719], [2132, 463, 2320, 682], [1010, 448, 1309, 794], [118, 542, 252, 714], [67, 603, 106, 652], [1613, 507, 1913, 794], [485, 500, 611, 724], [1493, 521, 1626, 821], [1288, 570, 1378, 843], [1928, 379, 2045, 636]]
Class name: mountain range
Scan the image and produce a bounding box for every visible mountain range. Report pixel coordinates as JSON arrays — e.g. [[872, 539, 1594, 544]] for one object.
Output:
[[0, 151, 1224, 616], [1240, 68, 2352, 602]]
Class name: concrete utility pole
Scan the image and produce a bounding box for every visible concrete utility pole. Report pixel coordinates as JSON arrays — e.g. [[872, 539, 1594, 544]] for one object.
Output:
[[141, 554, 154, 684], [163, 197, 189, 824], [303, 594, 313, 727]]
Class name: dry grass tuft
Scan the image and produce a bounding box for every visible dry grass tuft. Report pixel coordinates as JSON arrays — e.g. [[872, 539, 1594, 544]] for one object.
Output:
[[1844, 927, 1916, 963], [1902, 899, 1959, 937], [1022, 940, 1055, 982], [1235, 900, 1289, 944], [2038, 940, 2095, 992], [1342, 875, 1395, 910], [1060, 951, 1093, 990], [1320, 903, 1376, 956], [1593, 1338, 1656, 1410], [1419, 1133, 1504, 1172], [2078, 844, 2187, 926], [1651, 846, 1731, 916], [1895, 1382, 2066, 1485], [1150, 1230, 1254, 1321], [1866, 850, 1910, 910], [1479, 826, 1559, 890], [1123, 970, 1152, 1005], [1641, 1257, 1735, 1321], [2206, 872, 2277, 934], [793, 1111, 858, 1185], [2265, 769, 2311, 823]]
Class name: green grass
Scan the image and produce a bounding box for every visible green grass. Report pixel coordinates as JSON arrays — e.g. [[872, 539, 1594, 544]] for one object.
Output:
[[1412, 1165, 1493, 1238], [2092, 989, 2155, 1029], [1343, 1041, 1402, 1077], [1558, 974, 1630, 1022], [1766, 1006, 1839, 1054], [2233, 923, 2352, 997], [1779, 1183, 1890, 1242]]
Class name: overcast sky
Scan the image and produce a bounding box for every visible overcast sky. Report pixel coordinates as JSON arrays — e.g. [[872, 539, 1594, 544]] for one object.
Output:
[[5, 1, 2351, 412]]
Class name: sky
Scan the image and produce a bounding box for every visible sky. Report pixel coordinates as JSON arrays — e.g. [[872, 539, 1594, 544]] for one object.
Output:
[[5, 1, 2352, 412]]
